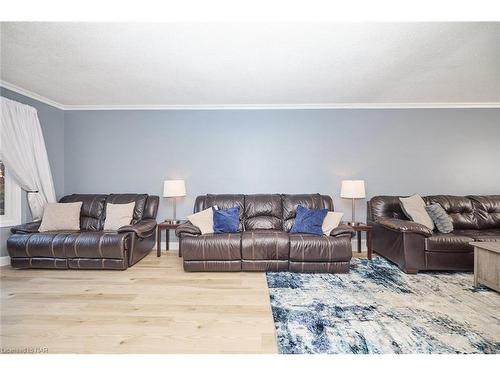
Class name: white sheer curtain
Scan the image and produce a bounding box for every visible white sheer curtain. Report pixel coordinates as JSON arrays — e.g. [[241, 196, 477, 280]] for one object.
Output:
[[0, 97, 56, 220]]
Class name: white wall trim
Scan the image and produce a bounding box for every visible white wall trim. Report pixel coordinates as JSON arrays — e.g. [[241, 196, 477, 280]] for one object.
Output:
[[2, 81, 499, 111], [157, 241, 179, 251], [60, 102, 500, 110], [0, 81, 66, 110], [0, 256, 11, 267], [352, 239, 367, 252]]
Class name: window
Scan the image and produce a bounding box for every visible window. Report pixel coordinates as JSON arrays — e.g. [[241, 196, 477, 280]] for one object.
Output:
[[0, 161, 22, 227]]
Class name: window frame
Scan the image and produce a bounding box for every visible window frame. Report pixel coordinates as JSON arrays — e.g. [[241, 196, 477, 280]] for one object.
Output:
[[0, 162, 22, 228]]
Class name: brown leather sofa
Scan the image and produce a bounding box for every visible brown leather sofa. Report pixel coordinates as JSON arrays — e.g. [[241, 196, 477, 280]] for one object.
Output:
[[7, 193, 159, 270], [368, 195, 500, 274], [176, 194, 354, 273]]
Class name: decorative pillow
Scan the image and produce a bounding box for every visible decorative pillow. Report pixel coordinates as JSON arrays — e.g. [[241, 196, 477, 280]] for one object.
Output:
[[187, 206, 218, 235], [322, 211, 344, 235], [39, 202, 82, 232], [425, 204, 453, 233], [213, 206, 240, 233], [290, 205, 328, 235], [399, 194, 435, 230], [104, 202, 135, 230]]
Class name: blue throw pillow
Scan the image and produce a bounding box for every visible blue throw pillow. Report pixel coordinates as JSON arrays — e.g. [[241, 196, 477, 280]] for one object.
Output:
[[290, 205, 328, 235], [213, 206, 240, 233]]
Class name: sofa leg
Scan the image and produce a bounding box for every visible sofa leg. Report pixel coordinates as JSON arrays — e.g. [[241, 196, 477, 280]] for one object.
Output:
[[403, 268, 418, 274]]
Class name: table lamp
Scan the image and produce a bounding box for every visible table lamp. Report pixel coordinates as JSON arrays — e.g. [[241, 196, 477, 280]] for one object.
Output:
[[163, 179, 186, 224], [340, 180, 366, 225]]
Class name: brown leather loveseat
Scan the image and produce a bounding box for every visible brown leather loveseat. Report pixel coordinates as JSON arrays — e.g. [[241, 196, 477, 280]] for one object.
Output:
[[368, 195, 500, 274], [7, 193, 159, 270], [176, 194, 354, 273]]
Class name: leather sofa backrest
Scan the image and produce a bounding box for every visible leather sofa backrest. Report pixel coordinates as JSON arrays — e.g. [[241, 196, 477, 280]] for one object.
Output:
[[244, 194, 283, 230], [107, 194, 149, 224], [195, 194, 246, 231], [59, 193, 158, 230], [425, 195, 478, 229], [282, 194, 333, 232], [192, 193, 334, 232], [469, 195, 500, 229], [368, 195, 500, 230], [367, 196, 409, 224], [60, 194, 108, 230], [142, 195, 160, 220]]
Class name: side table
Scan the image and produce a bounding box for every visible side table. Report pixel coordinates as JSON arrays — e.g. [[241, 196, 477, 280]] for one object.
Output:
[[156, 221, 186, 257], [348, 223, 373, 260]]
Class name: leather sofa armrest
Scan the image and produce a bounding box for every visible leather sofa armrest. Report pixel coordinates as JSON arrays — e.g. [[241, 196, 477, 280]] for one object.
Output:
[[118, 219, 157, 238], [175, 222, 201, 237], [10, 221, 41, 234], [330, 224, 355, 237], [377, 218, 433, 237]]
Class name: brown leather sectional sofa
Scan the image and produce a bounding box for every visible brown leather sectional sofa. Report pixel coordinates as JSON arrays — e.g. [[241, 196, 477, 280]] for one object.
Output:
[[176, 193, 354, 272], [368, 195, 500, 274], [7, 193, 159, 270]]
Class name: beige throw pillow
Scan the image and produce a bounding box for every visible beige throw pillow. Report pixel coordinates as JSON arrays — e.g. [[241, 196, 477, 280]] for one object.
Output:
[[322, 211, 344, 235], [399, 194, 434, 230], [104, 202, 135, 230], [188, 206, 216, 235], [39, 202, 82, 232]]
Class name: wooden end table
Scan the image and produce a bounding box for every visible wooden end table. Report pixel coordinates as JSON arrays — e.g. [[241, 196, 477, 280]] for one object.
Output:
[[470, 241, 500, 292], [156, 221, 186, 257], [348, 223, 373, 260]]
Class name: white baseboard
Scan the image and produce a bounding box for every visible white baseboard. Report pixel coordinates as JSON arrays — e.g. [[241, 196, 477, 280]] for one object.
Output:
[[0, 255, 11, 267], [157, 241, 179, 251], [352, 239, 367, 252]]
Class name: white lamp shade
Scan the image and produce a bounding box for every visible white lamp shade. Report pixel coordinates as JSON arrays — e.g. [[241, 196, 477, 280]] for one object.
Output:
[[163, 180, 186, 197], [340, 180, 366, 199]]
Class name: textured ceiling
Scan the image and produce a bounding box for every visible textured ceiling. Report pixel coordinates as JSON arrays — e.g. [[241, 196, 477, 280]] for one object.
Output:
[[1, 22, 499, 108]]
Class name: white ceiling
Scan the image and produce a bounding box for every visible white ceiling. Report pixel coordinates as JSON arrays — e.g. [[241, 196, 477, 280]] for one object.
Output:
[[1, 22, 499, 109]]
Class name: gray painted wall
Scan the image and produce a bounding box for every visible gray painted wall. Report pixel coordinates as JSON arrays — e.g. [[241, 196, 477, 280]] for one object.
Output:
[[1, 87, 499, 255], [64, 108, 500, 242], [0, 87, 65, 256]]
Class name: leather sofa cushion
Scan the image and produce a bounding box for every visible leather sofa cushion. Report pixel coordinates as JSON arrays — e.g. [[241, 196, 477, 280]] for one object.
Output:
[[425, 233, 474, 252], [282, 194, 331, 232], [368, 196, 409, 222], [8, 232, 74, 258], [244, 194, 283, 230], [469, 195, 500, 229], [241, 230, 289, 260], [452, 229, 500, 242], [60, 194, 107, 230], [64, 232, 131, 259], [107, 194, 148, 223], [289, 234, 352, 262], [425, 196, 479, 230], [181, 233, 242, 261], [7, 231, 130, 259]]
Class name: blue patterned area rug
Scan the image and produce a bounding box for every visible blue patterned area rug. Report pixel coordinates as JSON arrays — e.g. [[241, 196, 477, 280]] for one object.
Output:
[[266, 257, 500, 354]]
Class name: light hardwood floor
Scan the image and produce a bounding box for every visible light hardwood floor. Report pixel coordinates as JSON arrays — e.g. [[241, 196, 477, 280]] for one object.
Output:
[[1, 248, 369, 354], [1, 251, 278, 354]]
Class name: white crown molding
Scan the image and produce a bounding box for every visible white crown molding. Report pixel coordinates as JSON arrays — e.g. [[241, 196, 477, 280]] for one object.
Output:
[[2, 81, 499, 111], [62, 103, 500, 110], [0, 80, 66, 110]]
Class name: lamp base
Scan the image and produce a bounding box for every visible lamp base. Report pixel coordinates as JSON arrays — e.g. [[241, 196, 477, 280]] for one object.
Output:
[[164, 219, 183, 225]]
